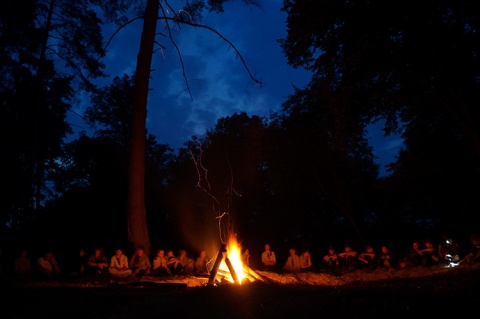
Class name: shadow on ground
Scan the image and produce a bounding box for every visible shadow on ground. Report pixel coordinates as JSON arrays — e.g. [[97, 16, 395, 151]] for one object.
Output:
[[1, 264, 479, 318]]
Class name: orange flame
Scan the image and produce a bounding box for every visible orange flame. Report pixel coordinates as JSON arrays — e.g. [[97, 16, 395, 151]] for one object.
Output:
[[219, 234, 247, 284]]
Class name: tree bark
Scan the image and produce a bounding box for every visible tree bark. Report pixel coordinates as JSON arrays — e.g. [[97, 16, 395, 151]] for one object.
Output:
[[127, 0, 158, 254]]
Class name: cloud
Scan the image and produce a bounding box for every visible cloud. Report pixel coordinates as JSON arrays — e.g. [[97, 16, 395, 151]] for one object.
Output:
[[65, 0, 310, 150], [64, 0, 400, 173], [142, 0, 311, 150]]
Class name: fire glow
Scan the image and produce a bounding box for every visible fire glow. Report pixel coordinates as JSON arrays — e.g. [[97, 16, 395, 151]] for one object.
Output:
[[214, 234, 261, 285], [219, 235, 246, 283]]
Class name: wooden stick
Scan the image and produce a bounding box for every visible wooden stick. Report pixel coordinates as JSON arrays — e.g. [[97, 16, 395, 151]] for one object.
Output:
[[225, 257, 239, 284], [208, 244, 226, 285]]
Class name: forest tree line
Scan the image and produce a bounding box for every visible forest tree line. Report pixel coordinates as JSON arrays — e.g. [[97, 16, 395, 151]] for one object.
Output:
[[1, 0, 479, 259]]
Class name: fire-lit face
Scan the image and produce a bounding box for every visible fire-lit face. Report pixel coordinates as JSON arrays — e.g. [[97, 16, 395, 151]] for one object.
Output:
[[200, 251, 206, 259], [157, 250, 164, 257], [115, 249, 122, 257], [265, 244, 271, 251]]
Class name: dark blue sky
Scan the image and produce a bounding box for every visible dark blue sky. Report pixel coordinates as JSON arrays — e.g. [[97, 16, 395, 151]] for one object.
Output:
[[67, 0, 402, 175]]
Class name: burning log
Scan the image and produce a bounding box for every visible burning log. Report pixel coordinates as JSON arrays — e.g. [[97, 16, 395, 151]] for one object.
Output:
[[224, 257, 239, 284], [208, 244, 226, 285], [244, 266, 264, 282], [207, 235, 266, 285]]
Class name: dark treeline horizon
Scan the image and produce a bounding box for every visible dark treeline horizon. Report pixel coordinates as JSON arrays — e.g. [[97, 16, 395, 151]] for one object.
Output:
[[1, 0, 479, 267]]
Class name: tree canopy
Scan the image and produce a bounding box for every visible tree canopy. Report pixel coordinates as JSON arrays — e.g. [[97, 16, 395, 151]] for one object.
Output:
[[1, 0, 479, 265]]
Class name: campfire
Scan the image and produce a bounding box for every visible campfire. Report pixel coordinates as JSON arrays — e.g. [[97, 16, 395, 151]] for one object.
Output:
[[208, 234, 262, 285]]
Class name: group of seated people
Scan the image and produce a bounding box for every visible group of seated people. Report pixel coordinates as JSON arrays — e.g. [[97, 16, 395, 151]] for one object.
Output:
[[8, 234, 480, 282], [277, 236, 480, 275], [11, 245, 213, 282]]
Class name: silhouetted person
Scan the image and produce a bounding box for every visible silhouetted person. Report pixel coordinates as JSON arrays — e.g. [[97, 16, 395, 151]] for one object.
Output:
[[261, 244, 276, 271], [377, 244, 396, 270], [86, 246, 108, 276], [357, 244, 376, 271], [194, 250, 210, 276], [283, 247, 301, 273], [108, 247, 132, 278], [398, 240, 423, 269], [36, 250, 61, 281], [323, 246, 340, 274], [338, 244, 358, 272], [299, 250, 313, 272], [14, 248, 32, 281], [130, 245, 151, 278], [152, 249, 171, 277]]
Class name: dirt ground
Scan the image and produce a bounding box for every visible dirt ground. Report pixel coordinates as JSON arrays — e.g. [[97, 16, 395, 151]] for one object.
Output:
[[1, 263, 480, 318]]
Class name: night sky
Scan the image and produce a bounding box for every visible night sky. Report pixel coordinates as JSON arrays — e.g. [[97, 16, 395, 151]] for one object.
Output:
[[66, 0, 402, 175]]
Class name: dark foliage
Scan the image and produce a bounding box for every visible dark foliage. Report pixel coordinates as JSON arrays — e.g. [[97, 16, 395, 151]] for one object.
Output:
[[1, 0, 479, 271]]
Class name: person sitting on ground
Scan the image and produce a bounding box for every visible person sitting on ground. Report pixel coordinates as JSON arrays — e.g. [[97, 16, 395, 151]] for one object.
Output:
[[36, 250, 61, 280], [461, 233, 480, 263], [419, 238, 440, 267], [299, 250, 313, 272], [108, 247, 132, 278], [357, 244, 376, 271], [194, 250, 210, 276], [71, 247, 89, 277], [166, 249, 183, 275], [14, 248, 32, 281], [86, 246, 109, 276], [398, 240, 423, 269], [437, 235, 461, 265], [130, 245, 151, 278], [378, 244, 396, 270], [338, 244, 358, 272], [152, 249, 171, 277], [283, 247, 301, 273], [323, 246, 340, 274], [177, 249, 195, 275], [261, 243, 277, 271]]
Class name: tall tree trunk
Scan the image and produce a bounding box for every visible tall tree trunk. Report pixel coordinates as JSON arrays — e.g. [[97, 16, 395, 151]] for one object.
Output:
[[127, 0, 158, 254], [31, 0, 56, 211]]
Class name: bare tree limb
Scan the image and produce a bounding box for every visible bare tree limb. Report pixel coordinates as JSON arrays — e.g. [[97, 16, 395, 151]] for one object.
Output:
[[162, 16, 264, 88], [159, 3, 194, 100], [102, 5, 263, 99], [102, 16, 145, 54]]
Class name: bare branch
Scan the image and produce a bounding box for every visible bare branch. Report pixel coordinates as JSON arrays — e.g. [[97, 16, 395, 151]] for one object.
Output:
[[102, 5, 263, 99], [190, 144, 238, 244], [162, 17, 263, 88], [102, 16, 145, 54], [189, 148, 219, 206], [159, 3, 193, 100], [164, 0, 177, 17]]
